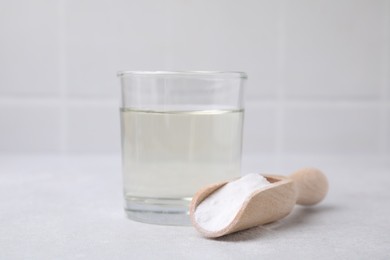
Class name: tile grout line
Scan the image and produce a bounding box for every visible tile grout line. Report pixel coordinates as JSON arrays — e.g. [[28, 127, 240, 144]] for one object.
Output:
[[380, 0, 390, 154], [163, 0, 174, 69], [386, 0, 390, 155], [275, 0, 287, 160], [0, 95, 387, 107], [58, 0, 68, 155]]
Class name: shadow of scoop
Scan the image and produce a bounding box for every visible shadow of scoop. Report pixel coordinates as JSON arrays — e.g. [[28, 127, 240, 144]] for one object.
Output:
[[215, 204, 337, 242]]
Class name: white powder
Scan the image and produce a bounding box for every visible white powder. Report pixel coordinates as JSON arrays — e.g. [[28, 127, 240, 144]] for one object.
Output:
[[194, 173, 272, 232]]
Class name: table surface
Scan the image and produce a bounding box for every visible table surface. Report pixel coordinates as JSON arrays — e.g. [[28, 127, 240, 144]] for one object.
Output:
[[0, 154, 389, 260]]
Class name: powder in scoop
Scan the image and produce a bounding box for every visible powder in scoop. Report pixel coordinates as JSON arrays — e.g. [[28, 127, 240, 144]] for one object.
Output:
[[194, 173, 272, 232]]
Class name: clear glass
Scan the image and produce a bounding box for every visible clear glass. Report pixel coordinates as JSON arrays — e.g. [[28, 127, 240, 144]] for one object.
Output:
[[118, 71, 247, 225]]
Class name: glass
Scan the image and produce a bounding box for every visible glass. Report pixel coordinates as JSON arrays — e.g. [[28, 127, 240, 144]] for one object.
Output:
[[118, 71, 247, 225]]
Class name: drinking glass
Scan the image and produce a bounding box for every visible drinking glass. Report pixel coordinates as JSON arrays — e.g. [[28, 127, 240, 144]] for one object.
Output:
[[118, 71, 247, 225]]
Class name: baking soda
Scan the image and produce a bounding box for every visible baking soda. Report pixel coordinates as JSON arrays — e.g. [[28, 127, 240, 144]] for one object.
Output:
[[194, 173, 272, 232]]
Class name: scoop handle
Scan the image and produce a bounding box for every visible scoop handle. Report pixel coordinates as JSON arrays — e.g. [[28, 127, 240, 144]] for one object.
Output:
[[289, 168, 329, 206]]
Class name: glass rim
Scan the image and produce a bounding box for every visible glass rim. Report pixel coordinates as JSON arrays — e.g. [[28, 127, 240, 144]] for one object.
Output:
[[117, 70, 247, 79]]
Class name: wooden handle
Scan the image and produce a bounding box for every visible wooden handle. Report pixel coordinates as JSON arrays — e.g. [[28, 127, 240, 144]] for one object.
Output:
[[289, 168, 329, 206]]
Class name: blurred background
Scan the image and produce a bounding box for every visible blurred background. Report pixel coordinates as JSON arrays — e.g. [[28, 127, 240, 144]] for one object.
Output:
[[0, 0, 389, 157]]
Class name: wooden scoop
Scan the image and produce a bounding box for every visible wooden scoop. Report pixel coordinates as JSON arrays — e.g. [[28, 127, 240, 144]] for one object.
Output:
[[190, 168, 329, 238]]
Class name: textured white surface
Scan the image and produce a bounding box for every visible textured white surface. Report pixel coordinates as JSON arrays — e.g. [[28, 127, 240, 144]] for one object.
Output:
[[0, 155, 389, 259]]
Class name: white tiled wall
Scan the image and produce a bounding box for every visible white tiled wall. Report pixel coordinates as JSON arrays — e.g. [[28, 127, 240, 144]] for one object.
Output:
[[167, 0, 281, 100], [0, 104, 61, 153], [0, 0, 59, 96], [0, 0, 389, 155], [284, 0, 386, 100], [67, 103, 120, 153], [283, 103, 383, 154], [66, 1, 169, 98], [243, 103, 277, 154]]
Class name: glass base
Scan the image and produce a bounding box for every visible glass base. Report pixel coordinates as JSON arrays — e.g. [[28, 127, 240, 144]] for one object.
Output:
[[124, 197, 191, 226]]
